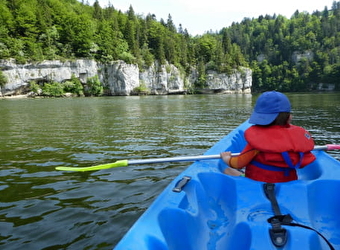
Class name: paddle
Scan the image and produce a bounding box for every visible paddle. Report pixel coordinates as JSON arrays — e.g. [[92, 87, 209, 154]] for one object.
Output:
[[55, 144, 340, 172]]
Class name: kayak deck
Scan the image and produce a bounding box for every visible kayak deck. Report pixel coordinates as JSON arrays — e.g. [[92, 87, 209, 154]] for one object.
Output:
[[114, 121, 340, 250]]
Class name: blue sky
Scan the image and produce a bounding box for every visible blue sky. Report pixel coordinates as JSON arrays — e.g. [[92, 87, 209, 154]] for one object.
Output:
[[87, 0, 333, 35]]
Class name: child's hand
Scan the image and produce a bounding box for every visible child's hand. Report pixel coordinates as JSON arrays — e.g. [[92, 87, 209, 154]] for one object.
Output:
[[220, 151, 232, 164]]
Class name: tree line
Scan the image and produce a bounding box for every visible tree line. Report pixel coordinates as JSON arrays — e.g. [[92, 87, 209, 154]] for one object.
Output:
[[0, 0, 339, 92], [223, 2, 340, 91]]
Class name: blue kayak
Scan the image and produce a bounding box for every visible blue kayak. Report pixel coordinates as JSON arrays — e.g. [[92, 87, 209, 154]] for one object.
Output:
[[114, 121, 340, 250]]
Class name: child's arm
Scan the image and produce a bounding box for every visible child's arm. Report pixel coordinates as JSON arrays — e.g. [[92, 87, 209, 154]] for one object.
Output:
[[221, 145, 259, 169]]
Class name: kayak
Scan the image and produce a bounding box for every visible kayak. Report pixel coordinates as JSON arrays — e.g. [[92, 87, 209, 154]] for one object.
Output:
[[113, 120, 340, 250]]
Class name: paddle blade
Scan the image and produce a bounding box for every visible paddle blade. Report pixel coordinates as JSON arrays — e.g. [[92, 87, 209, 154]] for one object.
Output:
[[55, 160, 129, 172]]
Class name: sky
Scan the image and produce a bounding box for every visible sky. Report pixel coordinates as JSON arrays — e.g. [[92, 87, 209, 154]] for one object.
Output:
[[87, 0, 334, 35]]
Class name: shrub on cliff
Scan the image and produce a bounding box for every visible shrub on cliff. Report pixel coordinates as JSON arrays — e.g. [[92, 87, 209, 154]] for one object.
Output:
[[63, 74, 84, 96], [42, 82, 64, 97], [29, 81, 41, 94], [84, 75, 103, 96], [0, 70, 7, 87], [132, 82, 150, 95]]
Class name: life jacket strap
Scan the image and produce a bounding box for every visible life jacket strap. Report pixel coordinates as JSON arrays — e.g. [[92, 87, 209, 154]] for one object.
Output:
[[251, 151, 304, 176], [251, 161, 292, 176], [281, 151, 304, 169]]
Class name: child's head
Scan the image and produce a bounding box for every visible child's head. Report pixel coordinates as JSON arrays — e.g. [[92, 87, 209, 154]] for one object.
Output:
[[270, 112, 291, 125], [249, 91, 291, 126]]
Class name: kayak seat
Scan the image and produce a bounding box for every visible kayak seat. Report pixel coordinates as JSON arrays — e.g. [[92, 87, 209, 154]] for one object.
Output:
[[158, 208, 205, 250], [158, 172, 247, 250], [297, 159, 322, 180], [145, 235, 167, 250], [298, 150, 340, 180], [197, 172, 238, 215]]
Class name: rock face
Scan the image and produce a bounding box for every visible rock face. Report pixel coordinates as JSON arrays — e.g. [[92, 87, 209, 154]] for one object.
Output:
[[205, 68, 252, 93], [0, 59, 100, 96], [139, 63, 187, 95], [100, 61, 139, 96], [0, 59, 252, 96]]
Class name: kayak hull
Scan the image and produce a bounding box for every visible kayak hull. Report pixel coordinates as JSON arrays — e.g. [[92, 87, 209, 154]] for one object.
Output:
[[114, 121, 340, 250]]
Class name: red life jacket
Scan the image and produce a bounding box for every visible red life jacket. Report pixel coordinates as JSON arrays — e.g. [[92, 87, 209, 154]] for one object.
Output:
[[244, 124, 316, 183]]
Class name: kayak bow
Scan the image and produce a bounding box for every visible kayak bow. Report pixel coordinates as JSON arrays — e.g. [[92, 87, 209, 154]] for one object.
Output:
[[113, 121, 340, 250]]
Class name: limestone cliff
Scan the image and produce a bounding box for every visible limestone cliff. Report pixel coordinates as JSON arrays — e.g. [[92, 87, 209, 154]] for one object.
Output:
[[205, 69, 252, 93], [0, 59, 252, 96]]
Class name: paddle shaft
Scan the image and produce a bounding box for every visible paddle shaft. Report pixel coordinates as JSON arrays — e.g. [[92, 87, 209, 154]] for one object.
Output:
[[56, 144, 340, 171], [127, 153, 240, 165], [127, 144, 338, 165]]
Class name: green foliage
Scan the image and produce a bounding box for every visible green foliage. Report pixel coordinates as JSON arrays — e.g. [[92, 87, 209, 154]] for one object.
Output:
[[223, 7, 340, 91], [140, 43, 154, 68], [63, 74, 84, 96], [119, 51, 136, 64], [196, 59, 207, 88], [29, 75, 84, 97], [132, 82, 150, 95], [85, 75, 103, 96], [29, 81, 40, 93], [0, 70, 7, 87], [42, 82, 64, 97]]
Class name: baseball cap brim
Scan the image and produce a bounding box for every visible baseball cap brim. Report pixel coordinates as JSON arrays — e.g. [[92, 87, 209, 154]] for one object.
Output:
[[249, 111, 279, 125]]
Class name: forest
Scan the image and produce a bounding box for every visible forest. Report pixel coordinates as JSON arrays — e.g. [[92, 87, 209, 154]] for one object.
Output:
[[0, 0, 340, 92]]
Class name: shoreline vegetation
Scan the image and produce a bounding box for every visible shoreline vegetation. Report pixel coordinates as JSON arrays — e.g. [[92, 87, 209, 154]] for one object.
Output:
[[1, 88, 337, 100], [0, 90, 251, 99]]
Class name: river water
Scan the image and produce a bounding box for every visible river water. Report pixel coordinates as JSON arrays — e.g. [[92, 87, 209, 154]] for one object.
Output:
[[0, 93, 339, 249]]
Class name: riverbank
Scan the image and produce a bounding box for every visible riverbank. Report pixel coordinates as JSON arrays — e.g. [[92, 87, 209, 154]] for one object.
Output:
[[1, 94, 29, 99]]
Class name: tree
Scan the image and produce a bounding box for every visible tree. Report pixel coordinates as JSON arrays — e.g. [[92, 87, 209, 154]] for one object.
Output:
[[0, 1, 14, 37], [15, 1, 39, 40], [166, 14, 176, 33], [62, 14, 96, 57], [39, 25, 60, 59], [93, 0, 103, 20], [196, 34, 217, 63], [147, 21, 166, 64]]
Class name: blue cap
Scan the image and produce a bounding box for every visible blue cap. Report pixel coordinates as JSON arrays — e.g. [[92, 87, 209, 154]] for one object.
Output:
[[249, 91, 291, 125]]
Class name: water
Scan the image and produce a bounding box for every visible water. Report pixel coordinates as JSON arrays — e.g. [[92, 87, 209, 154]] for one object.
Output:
[[0, 93, 339, 249]]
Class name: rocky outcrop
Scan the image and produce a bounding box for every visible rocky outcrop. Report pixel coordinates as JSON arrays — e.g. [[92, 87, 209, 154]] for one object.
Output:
[[292, 51, 314, 64], [0, 59, 100, 96], [139, 63, 187, 95], [205, 68, 252, 93], [100, 61, 139, 96], [0, 59, 252, 96]]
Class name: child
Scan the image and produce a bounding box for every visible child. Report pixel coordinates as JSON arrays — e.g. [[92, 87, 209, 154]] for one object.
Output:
[[221, 91, 316, 183]]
